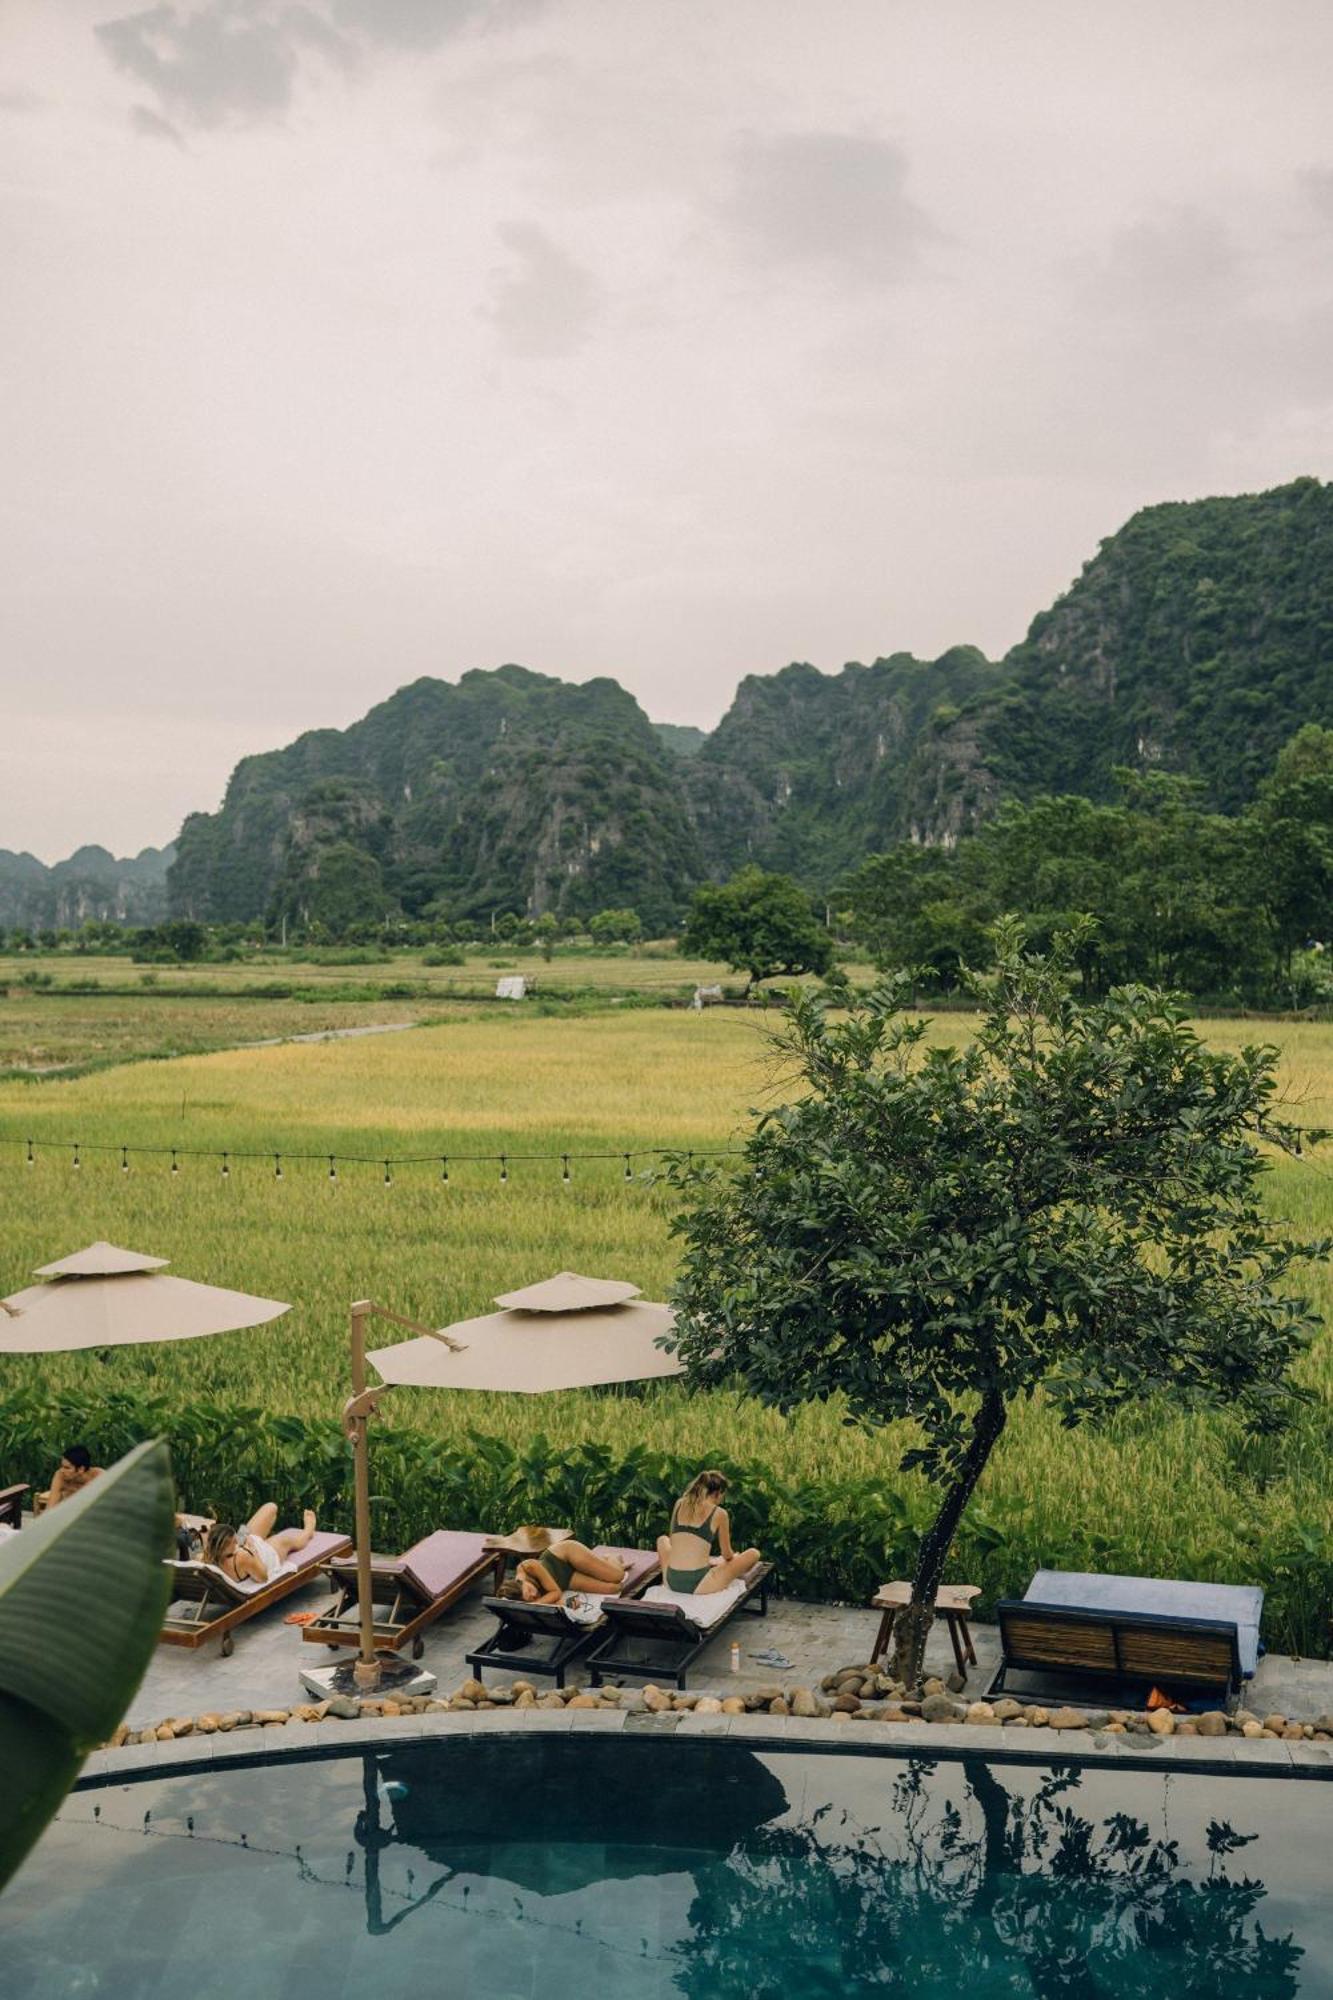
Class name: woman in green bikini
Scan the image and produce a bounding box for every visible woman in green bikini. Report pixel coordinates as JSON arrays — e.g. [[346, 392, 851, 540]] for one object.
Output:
[[657, 1470, 760, 1596], [506, 1532, 628, 1605]]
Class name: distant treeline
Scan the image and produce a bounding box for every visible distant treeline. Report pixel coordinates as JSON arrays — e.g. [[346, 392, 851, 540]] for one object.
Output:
[[839, 725, 1333, 1008]]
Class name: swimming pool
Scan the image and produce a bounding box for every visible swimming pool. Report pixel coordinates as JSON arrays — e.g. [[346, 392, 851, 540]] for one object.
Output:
[[2, 1735, 1329, 1997]]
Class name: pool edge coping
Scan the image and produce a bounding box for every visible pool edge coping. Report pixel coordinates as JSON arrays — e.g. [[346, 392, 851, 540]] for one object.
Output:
[[77, 1709, 1333, 1789]]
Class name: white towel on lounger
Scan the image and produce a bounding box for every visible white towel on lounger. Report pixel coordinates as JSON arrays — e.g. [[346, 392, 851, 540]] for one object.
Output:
[[641, 1580, 747, 1628]]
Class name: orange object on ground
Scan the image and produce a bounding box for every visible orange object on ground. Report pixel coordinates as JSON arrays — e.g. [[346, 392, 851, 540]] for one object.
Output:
[[1147, 1685, 1186, 1712], [283, 1610, 321, 1627]]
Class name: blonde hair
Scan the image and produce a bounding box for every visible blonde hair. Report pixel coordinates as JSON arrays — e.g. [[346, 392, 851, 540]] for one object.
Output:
[[679, 1469, 727, 1513]]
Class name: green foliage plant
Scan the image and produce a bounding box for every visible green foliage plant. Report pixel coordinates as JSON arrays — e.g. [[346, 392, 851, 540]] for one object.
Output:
[[681, 866, 832, 994], [665, 921, 1326, 1685], [0, 1439, 175, 1891]]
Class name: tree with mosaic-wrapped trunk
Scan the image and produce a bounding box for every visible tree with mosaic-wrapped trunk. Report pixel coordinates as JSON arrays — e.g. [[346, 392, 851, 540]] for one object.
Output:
[[665, 919, 1324, 1690]]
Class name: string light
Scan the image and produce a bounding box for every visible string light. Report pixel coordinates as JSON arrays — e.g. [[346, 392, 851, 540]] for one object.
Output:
[[0, 1134, 743, 1182]]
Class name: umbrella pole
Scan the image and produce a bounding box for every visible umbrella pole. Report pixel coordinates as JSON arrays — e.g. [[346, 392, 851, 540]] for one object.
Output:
[[349, 1300, 380, 1690]]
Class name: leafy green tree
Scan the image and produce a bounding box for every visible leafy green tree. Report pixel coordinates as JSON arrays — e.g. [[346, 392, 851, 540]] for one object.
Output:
[[681, 867, 832, 993], [667, 924, 1323, 1685], [588, 907, 643, 945], [1250, 724, 1333, 981]]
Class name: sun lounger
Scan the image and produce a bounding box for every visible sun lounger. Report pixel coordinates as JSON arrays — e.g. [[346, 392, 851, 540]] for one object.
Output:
[[304, 1531, 506, 1660], [987, 1567, 1263, 1709], [0, 1482, 28, 1530], [466, 1546, 662, 1688], [586, 1561, 774, 1689], [160, 1530, 351, 1655]]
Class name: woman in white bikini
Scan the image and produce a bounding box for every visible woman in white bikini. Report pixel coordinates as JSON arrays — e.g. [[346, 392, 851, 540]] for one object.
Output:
[[204, 1505, 317, 1585]]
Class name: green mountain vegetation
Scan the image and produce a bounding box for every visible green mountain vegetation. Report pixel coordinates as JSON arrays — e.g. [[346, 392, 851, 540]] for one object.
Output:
[[156, 476, 1333, 930], [0, 844, 173, 933]]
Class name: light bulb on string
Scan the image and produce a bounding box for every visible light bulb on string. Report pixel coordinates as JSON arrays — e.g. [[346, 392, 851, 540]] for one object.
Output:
[[273, 1154, 283, 1180], [439, 1157, 449, 1184], [120, 1145, 129, 1175], [383, 1159, 392, 1187], [25, 1138, 34, 1167], [170, 1150, 179, 1176], [328, 1157, 337, 1182], [623, 1153, 633, 1181], [221, 1152, 230, 1179], [72, 1143, 81, 1171], [561, 1154, 571, 1184], [499, 1154, 508, 1183]]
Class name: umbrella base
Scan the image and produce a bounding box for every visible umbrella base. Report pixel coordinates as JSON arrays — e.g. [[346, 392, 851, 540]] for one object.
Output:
[[299, 1654, 437, 1703]]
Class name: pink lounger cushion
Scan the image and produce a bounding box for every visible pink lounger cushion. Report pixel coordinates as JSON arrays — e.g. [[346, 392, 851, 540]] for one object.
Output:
[[329, 1530, 497, 1604]]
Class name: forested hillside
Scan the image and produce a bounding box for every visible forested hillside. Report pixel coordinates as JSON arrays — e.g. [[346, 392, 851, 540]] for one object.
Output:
[[159, 477, 1333, 926], [0, 844, 172, 932]]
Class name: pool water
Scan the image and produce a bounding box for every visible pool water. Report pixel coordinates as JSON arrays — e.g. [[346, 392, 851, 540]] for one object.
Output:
[[2, 1736, 1329, 1998]]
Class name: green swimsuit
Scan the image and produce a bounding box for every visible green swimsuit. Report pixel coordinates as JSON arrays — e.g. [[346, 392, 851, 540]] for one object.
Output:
[[536, 1546, 575, 1592], [666, 1503, 722, 1593]]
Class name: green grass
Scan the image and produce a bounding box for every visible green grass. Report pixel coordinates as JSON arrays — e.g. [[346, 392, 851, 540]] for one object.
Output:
[[0, 1004, 1329, 1644]]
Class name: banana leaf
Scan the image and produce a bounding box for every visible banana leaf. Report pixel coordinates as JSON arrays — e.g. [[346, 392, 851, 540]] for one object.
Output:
[[0, 1438, 175, 1892]]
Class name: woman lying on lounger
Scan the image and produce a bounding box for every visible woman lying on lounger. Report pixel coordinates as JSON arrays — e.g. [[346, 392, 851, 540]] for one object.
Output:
[[204, 1506, 318, 1586], [500, 1531, 627, 1606], [657, 1470, 760, 1596]]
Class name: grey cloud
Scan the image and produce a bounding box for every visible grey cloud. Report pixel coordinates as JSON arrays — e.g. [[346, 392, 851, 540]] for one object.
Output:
[[0, 85, 42, 115], [720, 130, 937, 283], [327, 0, 485, 49], [484, 221, 601, 358], [96, 2, 302, 127], [1298, 167, 1333, 222], [129, 103, 186, 146], [1080, 207, 1240, 325]]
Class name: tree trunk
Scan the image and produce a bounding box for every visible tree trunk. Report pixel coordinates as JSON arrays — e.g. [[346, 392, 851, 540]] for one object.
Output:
[[891, 1386, 1006, 1690]]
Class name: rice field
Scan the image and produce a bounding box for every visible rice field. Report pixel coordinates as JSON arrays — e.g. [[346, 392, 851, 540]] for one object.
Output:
[[0, 1002, 1330, 1640]]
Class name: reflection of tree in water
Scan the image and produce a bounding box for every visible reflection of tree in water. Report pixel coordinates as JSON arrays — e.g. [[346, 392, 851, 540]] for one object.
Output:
[[673, 1758, 1303, 1998]]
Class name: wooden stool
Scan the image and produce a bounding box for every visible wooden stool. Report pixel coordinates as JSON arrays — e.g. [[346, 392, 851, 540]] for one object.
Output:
[[871, 1582, 980, 1677]]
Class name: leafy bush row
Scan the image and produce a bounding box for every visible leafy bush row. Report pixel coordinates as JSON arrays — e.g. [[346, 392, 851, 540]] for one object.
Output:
[[1, 1388, 1327, 1657]]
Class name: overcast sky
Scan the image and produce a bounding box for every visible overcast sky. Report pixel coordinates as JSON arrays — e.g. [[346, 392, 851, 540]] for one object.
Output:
[[3, 1, 1332, 861]]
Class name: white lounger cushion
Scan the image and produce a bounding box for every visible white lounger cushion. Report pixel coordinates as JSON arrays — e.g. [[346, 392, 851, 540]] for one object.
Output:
[[641, 1579, 746, 1628]]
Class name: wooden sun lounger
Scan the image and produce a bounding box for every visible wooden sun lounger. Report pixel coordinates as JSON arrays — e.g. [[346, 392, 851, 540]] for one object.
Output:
[[587, 1561, 774, 1689], [160, 1531, 352, 1655], [988, 1586, 1255, 1709], [466, 1547, 663, 1688], [304, 1531, 506, 1660], [0, 1483, 29, 1531]]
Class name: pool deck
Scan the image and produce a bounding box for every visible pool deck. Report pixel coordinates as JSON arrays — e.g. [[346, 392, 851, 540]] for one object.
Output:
[[86, 1570, 1333, 1783]]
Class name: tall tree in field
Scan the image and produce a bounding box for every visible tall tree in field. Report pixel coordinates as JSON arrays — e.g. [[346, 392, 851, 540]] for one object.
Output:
[[681, 866, 832, 993], [666, 922, 1323, 1686]]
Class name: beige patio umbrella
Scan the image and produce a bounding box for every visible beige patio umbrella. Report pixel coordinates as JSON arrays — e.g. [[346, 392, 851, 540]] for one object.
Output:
[[0, 1241, 290, 1351], [338, 1272, 680, 1688]]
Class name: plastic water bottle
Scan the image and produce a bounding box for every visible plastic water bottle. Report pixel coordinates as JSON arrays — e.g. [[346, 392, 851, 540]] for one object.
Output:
[[729, 1641, 740, 1673]]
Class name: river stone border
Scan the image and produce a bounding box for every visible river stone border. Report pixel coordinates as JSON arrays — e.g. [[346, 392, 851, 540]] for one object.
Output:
[[81, 1661, 1333, 1785]]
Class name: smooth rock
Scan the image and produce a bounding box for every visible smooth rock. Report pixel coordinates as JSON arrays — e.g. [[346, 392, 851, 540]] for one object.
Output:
[[1025, 1707, 1050, 1728], [769, 1696, 790, 1716], [832, 1694, 861, 1714], [945, 1671, 968, 1694], [992, 1698, 1023, 1722], [721, 1697, 746, 1715], [790, 1688, 819, 1718], [1048, 1708, 1090, 1731], [325, 1696, 359, 1721], [1262, 1714, 1287, 1735], [965, 1702, 996, 1725], [567, 1694, 599, 1709], [695, 1697, 724, 1715], [1147, 1710, 1175, 1737], [1195, 1712, 1228, 1737], [921, 1693, 964, 1723]]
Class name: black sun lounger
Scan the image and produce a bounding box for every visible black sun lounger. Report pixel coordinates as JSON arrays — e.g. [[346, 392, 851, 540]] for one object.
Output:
[[586, 1561, 774, 1689], [160, 1531, 352, 1656], [305, 1530, 506, 1660], [466, 1546, 662, 1688], [0, 1482, 28, 1530]]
